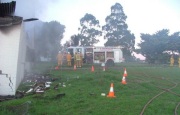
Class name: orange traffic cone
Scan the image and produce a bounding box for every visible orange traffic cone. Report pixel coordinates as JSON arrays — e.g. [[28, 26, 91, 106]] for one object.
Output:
[[91, 65, 94, 72], [123, 68, 127, 77], [74, 64, 76, 71], [107, 83, 116, 97], [121, 76, 127, 85]]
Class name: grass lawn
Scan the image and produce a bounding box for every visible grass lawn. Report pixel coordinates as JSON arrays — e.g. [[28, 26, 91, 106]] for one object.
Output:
[[1, 62, 180, 115]]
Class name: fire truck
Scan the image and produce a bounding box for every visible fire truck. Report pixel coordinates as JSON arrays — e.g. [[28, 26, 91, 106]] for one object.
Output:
[[67, 46, 124, 66]]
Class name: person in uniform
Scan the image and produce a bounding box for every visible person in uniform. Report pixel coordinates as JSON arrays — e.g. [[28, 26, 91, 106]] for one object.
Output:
[[76, 52, 81, 67], [74, 52, 77, 66], [56, 51, 63, 68], [80, 51, 83, 67], [170, 55, 174, 66], [66, 52, 72, 66]]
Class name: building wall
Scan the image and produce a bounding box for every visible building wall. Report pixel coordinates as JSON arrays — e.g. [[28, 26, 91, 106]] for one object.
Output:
[[16, 23, 26, 90], [0, 23, 25, 95]]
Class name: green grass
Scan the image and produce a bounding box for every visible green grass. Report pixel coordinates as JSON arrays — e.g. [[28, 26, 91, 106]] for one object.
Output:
[[1, 62, 180, 115]]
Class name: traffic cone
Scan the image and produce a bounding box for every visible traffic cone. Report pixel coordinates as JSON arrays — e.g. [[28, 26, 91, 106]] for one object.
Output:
[[74, 64, 76, 71], [91, 65, 94, 72], [123, 68, 127, 77], [121, 76, 127, 85], [107, 83, 116, 97]]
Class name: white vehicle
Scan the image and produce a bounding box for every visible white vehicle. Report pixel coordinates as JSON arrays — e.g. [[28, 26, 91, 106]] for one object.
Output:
[[67, 46, 124, 66]]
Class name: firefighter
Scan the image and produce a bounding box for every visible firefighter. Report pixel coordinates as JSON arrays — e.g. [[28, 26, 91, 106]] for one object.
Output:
[[74, 52, 77, 66], [80, 51, 83, 67], [170, 55, 174, 66], [76, 52, 81, 67], [56, 51, 63, 68], [66, 52, 72, 66]]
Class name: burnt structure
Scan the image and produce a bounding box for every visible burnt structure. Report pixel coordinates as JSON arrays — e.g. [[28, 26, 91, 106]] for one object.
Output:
[[0, 1, 16, 16], [0, 1, 23, 27]]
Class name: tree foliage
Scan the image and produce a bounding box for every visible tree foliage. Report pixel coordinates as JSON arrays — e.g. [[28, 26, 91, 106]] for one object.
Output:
[[102, 3, 135, 58], [137, 29, 180, 63], [78, 13, 102, 46], [167, 32, 180, 53], [70, 34, 81, 46], [34, 21, 65, 61]]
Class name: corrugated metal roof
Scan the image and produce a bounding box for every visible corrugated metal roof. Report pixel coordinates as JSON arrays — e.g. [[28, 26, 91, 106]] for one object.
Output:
[[0, 1, 23, 27], [0, 1, 16, 17], [0, 1, 37, 27]]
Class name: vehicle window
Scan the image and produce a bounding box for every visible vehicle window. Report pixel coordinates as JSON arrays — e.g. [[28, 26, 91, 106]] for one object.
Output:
[[68, 48, 74, 56], [107, 52, 114, 58], [94, 52, 105, 62], [76, 48, 82, 53]]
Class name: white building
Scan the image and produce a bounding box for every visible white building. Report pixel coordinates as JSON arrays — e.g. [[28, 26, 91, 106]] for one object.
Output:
[[0, 1, 36, 95], [0, 18, 27, 95]]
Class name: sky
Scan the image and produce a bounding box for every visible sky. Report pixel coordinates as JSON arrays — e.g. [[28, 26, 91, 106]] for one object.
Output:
[[34, 0, 180, 48], [2, 0, 180, 59], [2, 0, 179, 47]]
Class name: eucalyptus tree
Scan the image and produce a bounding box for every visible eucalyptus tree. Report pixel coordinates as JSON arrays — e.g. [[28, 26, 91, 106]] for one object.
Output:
[[79, 13, 102, 46], [102, 3, 135, 58]]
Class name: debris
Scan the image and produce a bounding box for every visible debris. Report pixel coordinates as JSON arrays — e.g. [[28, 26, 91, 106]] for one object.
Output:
[[45, 82, 51, 89], [89, 93, 96, 96], [46, 82, 52, 85], [36, 89, 44, 94], [101, 93, 106, 96], [51, 78, 59, 82], [53, 84, 59, 90], [62, 82, 66, 87], [45, 84, 50, 88], [15, 90, 24, 99], [26, 88, 33, 94]]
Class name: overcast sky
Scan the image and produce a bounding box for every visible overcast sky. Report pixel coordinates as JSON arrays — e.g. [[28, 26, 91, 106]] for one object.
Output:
[[35, 0, 180, 47], [2, 0, 180, 48]]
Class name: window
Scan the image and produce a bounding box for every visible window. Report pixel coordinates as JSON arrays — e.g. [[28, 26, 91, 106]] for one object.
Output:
[[86, 48, 93, 53], [94, 52, 105, 62], [76, 48, 82, 53], [107, 52, 114, 58], [68, 48, 74, 57]]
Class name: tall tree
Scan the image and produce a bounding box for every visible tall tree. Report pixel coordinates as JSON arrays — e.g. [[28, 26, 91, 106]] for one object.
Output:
[[79, 13, 102, 46], [137, 29, 170, 63], [167, 32, 180, 54], [70, 34, 81, 46], [102, 3, 135, 58]]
